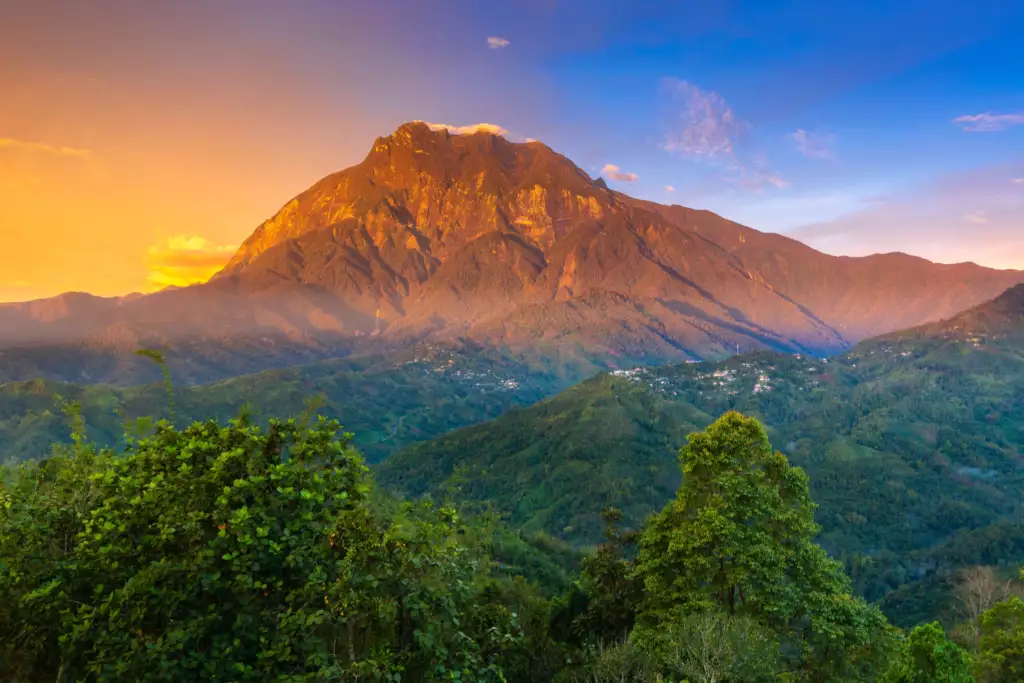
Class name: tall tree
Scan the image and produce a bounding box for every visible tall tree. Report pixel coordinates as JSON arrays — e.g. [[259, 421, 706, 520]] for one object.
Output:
[[633, 411, 894, 680], [976, 592, 1024, 683], [884, 622, 973, 683]]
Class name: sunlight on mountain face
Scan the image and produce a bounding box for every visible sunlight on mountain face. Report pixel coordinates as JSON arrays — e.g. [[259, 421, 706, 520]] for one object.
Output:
[[145, 235, 237, 290], [3, 3, 1024, 680]]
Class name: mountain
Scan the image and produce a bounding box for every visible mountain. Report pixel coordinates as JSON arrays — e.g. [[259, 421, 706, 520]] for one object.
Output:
[[376, 284, 1024, 625], [2, 122, 1021, 385]]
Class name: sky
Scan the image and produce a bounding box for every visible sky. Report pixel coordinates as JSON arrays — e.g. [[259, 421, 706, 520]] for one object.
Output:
[[2, 0, 1023, 302]]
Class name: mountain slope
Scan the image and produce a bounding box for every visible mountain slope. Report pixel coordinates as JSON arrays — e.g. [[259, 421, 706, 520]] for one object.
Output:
[[1, 122, 1021, 385], [0, 343, 603, 466], [377, 284, 1024, 623]]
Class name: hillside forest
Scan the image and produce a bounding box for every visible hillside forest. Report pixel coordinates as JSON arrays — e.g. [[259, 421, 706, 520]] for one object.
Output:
[[5, 404, 1024, 682]]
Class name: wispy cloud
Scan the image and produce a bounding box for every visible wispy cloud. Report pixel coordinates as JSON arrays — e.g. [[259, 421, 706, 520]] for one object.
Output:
[[964, 210, 988, 224], [660, 79, 744, 159], [487, 36, 510, 49], [146, 235, 237, 290], [0, 137, 93, 159], [660, 79, 786, 192], [665, 185, 676, 193], [953, 112, 1024, 132], [739, 172, 790, 190], [789, 129, 835, 160], [418, 121, 509, 137], [600, 163, 638, 183], [1013, 178, 1024, 184]]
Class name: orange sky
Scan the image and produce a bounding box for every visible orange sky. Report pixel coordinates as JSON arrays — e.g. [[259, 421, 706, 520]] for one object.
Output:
[[3, 1, 1021, 303], [0, 2, 540, 303], [0, 60, 382, 302]]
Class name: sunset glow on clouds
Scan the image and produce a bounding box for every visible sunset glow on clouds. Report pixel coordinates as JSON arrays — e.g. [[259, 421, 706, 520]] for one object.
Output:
[[601, 163, 639, 182], [418, 121, 510, 136], [145, 236, 237, 291]]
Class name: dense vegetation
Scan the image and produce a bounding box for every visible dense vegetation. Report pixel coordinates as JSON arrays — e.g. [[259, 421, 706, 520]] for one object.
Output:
[[0, 343, 597, 465], [379, 295, 1024, 627], [6, 409, 1024, 681]]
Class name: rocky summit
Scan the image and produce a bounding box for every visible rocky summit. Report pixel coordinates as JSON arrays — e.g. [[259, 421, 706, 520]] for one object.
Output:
[[1, 122, 1022, 384]]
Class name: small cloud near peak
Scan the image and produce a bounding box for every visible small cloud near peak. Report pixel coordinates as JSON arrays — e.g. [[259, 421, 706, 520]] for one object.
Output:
[[953, 112, 1024, 132], [1012, 178, 1024, 184], [601, 163, 639, 183], [417, 121, 509, 137], [0, 137, 93, 159], [487, 36, 510, 49], [665, 185, 676, 193]]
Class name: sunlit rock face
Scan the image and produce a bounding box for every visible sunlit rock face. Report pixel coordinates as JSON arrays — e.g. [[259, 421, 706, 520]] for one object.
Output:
[[1, 121, 1022, 386]]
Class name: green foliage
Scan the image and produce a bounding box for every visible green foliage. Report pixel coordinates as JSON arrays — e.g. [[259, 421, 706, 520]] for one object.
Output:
[[975, 595, 1024, 682], [633, 413, 894, 681], [0, 344, 591, 466], [380, 334, 1024, 626], [883, 622, 974, 683], [554, 508, 642, 647], [0, 415, 529, 682]]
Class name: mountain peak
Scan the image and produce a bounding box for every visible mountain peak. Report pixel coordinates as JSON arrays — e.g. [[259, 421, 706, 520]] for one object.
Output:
[[200, 124, 1023, 359]]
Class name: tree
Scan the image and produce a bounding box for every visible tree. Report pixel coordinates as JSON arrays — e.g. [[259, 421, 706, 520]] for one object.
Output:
[[0, 415, 521, 682], [953, 567, 1015, 647], [632, 610, 779, 683], [975, 594, 1024, 683], [555, 508, 642, 648], [884, 622, 973, 683], [633, 411, 894, 680]]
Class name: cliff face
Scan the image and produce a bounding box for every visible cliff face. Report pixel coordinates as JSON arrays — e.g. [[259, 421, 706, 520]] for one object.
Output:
[[2, 122, 1022, 384]]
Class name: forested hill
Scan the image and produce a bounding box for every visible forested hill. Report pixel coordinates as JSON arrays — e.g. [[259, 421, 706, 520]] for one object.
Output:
[[0, 343, 599, 466], [377, 285, 1024, 625]]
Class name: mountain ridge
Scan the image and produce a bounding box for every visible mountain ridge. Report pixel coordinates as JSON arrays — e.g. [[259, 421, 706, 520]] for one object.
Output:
[[1, 122, 1021, 385]]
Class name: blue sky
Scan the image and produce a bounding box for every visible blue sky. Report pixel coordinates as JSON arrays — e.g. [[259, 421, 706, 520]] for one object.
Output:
[[2, 0, 1023, 299]]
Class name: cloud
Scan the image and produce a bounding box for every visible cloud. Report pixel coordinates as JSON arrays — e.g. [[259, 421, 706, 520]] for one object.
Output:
[[417, 121, 509, 137], [743, 173, 790, 190], [659, 79, 786, 192], [0, 137, 93, 159], [964, 210, 987, 224], [146, 235, 237, 290], [660, 79, 745, 159], [1013, 178, 1024, 184], [789, 129, 835, 160], [487, 36, 510, 49], [665, 185, 676, 193], [600, 163, 639, 183], [953, 112, 1024, 132]]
